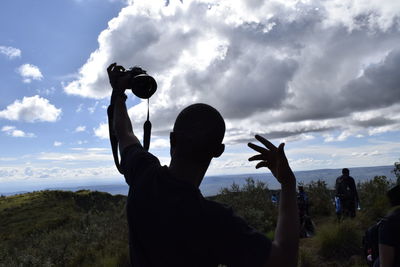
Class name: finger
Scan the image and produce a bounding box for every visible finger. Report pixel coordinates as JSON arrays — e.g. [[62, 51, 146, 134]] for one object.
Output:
[[107, 63, 117, 72], [248, 142, 268, 154], [255, 135, 277, 151], [116, 65, 126, 71], [248, 154, 265, 161], [256, 161, 268, 169], [278, 143, 285, 154], [114, 65, 125, 72]]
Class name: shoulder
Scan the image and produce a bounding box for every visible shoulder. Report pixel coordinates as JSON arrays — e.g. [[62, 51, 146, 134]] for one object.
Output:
[[379, 209, 400, 239], [203, 199, 233, 217], [120, 144, 161, 186], [121, 143, 160, 165]]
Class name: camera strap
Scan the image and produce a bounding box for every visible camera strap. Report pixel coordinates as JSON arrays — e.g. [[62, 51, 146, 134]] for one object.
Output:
[[107, 104, 124, 174], [143, 99, 152, 151], [107, 99, 152, 175]]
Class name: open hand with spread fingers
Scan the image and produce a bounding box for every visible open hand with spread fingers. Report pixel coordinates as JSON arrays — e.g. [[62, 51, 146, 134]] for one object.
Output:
[[248, 135, 295, 186]]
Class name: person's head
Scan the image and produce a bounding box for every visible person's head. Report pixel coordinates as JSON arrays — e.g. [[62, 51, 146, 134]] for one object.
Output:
[[342, 168, 350, 175], [387, 185, 400, 207], [170, 103, 225, 162], [298, 186, 304, 192]]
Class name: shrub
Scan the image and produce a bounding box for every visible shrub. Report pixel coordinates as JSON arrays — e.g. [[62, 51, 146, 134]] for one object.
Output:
[[213, 178, 278, 234], [306, 180, 334, 217], [393, 160, 400, 185], [357, 176, 391, 224], [299, 247, 319, 267], [316, 220, 361, 260]]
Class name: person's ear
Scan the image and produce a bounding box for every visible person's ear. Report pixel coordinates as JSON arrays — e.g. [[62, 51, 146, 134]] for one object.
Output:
[[213, 143, 225, 158]]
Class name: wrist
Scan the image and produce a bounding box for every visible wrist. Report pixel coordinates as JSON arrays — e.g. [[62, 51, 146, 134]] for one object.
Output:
[[111, 91, 127, 105], [280, 174, 296, 188]]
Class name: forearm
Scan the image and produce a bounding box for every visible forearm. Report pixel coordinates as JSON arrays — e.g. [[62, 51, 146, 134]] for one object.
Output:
[[273, 179, 299, 266], [113, 96, 133, 138]]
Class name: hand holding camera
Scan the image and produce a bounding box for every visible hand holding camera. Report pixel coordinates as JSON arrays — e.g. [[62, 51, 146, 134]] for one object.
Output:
[[107, 63, 157, 99], [107, 63, 157, 165]]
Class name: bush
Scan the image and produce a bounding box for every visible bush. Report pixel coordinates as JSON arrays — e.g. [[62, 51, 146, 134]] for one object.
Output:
[[393, 160, 400, 185], [0, 190, 129, 266], [306, 180, 334, 217], [357, 176, 391, 225], [212, 178, 278, 234], [316, 220, 362, 260], [299, 247, 319, 267]]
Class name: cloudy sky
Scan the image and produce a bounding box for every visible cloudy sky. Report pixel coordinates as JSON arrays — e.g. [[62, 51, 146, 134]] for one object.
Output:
[[1, 0, 399, 193]]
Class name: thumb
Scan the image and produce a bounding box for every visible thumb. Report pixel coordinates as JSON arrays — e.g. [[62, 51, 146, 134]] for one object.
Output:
[[278, 143, 285, 154]]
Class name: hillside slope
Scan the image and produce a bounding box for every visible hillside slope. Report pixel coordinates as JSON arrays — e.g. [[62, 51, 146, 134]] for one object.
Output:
[[0, 190, 129, 267]]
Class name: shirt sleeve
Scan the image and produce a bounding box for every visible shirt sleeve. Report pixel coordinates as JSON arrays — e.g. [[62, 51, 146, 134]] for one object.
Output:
[[120, 143, 161, 188], [213, 204, 271, 267]]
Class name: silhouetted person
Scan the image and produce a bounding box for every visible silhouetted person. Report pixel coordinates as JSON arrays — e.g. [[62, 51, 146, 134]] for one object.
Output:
[[335, 168, 359, 220], [375, 185, 400, 267], [108, 63, 299, 266], [297, 186, 314, 238], [297, 186, 309, 217]]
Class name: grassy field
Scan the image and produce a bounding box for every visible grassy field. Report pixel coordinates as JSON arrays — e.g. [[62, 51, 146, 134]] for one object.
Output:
[[0, 190, 130, 267]]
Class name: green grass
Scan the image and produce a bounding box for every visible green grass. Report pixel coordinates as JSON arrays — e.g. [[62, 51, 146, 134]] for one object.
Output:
[[0, 190, 130, 266]]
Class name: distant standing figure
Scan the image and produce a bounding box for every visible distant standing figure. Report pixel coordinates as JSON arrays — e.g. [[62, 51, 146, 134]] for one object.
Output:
[[298, 186, 314, 238], [376, 185, 400, 267], [335, 168, 359, 220], [297, 186, 309, 217]]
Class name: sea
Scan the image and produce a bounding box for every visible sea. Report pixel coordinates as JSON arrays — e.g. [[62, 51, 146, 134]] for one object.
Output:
[[1, 165, 396, 197]]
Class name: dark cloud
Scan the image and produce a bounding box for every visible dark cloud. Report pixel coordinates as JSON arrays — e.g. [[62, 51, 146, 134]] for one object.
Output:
[[340, 49, 400, 111], [353, 117, 397, 128]]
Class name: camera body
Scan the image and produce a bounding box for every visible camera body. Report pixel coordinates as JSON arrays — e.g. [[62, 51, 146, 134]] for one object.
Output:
[[119, 66, 157, 99]]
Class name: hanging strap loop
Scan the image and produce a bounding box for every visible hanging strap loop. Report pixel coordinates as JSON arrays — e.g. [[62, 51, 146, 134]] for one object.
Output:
[[108, 99, 152, 175]]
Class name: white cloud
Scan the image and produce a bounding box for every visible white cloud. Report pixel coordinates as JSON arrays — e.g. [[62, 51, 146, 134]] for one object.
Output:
[[88, 101, 99, 113], [93, 122, 109, 139], [36, 86, 56, 95], [53, 141, 63, 147], [0, 165, 119, 182], [76, 103, 84, 113], [75, 125, 86, 132], [63, 0, 400, 145], [0, 95, 62, 122], [1, 125, 35, 138], [17, 64, 43, 83], [0, 46, 21, 59], [150, 137, 169, 149]]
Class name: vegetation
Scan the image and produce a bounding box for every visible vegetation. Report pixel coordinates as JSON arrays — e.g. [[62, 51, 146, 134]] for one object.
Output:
[[0, 190, 129, 267], [393, 159, 400, 185], [1, 164, 398, 266], [211, 178, 278, 235]]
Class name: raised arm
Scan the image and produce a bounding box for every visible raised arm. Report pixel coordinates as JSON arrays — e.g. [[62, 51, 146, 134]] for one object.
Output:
[[248, 135, 299, 267], [107, 63, 140, 154]]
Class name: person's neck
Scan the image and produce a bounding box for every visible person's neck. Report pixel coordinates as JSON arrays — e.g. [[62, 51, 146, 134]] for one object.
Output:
[[168, 157, 210, 188]]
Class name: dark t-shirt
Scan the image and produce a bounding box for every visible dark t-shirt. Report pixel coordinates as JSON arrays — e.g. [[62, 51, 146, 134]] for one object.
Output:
[[120, 144, 271, 267], [335, 175, 358, 201], [379, 208, 400, 266]]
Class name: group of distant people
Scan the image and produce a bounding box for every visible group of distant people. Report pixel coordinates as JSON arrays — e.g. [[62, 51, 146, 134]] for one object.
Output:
[[107, 63, 399, 266]]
